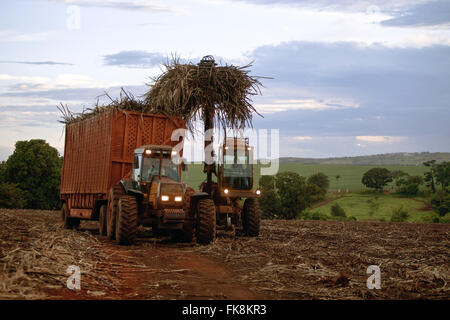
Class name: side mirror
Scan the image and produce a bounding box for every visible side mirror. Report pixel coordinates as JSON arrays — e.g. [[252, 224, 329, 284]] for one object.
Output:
[[181, 162, 187, 172]]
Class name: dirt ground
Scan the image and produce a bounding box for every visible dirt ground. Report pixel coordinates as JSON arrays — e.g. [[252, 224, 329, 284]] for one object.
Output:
[[0, 209, 448, 300]]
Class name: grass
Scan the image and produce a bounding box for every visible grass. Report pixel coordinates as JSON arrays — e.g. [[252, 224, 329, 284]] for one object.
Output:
[[309, 193, 434, 222], [183, 163, 428, 191]]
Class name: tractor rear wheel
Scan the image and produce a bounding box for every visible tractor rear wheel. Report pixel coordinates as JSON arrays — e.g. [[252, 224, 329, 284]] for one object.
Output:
[[115, 195, 138, 245], [242, 198, 261, 237], [98, 204, 107, 236], [107, 184, 124, 240], [61, 202, 80, 229], [196, 198, 216, 244]]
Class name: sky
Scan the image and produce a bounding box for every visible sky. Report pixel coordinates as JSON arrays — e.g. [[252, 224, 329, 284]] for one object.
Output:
[[0, 0, 449, 161]]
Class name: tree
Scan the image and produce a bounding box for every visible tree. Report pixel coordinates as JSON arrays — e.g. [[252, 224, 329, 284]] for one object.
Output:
[[434, 161, 450, 192], [2, 140, 63, 210], [423, 160, 436, 193], [390, 204, 409, 222], [330, 203, 346, 218], [335, 175, 341, 190], [361, 168, 393, 191], [395, 174, 423, 196], [258, 171, 332, 220], [0, 161, 6, 181], [275, 172, 307, 219], [0, 183, 26, 209], [258, 175, 281, 219], [307, 172, 330, 193]]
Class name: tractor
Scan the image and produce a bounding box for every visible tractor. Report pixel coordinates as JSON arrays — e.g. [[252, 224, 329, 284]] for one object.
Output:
[[200, 136, 262, 237], [104, 145, 215, 245]]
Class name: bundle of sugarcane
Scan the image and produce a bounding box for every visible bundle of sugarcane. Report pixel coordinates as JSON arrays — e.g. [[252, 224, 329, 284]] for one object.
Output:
[[58, 88, 152, 125], [144, 56, 265, 131]]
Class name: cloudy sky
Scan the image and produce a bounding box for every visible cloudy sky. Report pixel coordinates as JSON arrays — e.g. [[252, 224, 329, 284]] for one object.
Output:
[[0, 0, 449, 161]]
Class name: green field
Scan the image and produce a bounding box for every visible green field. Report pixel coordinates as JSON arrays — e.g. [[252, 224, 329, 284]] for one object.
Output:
[[183, 163, 428, 191], [309, 193, 438, 223]]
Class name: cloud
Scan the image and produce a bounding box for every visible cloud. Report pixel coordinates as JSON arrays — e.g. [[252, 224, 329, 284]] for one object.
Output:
[[381, 0, 450, 27], [53, 0, 179, 13], [255, 98, 359, 113], [293, 136, 312, 140], [0, 60, 74, 66], [230, 0, 422, 13], [0, 30, 52, 42], [0, 73, 122, 92], [103, 51, 167, 68], [356, 136, 406, 143]]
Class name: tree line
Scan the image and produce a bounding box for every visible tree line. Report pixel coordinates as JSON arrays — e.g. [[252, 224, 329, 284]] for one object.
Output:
[[361, 162, 449, 217]]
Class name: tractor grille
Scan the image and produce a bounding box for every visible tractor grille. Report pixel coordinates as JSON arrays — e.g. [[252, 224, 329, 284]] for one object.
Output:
[[160, 183, 183, 196], [163, 208, 185, 220]]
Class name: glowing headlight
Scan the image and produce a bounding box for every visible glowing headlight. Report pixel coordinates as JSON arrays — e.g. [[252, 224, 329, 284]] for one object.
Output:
[[224, 188, 229, 194], [174, 196, 182, 202], [161, 195, 169, 201], [256, 189, 261, 195], [171, 150, 177, 155], [145, 149, 152, 155]]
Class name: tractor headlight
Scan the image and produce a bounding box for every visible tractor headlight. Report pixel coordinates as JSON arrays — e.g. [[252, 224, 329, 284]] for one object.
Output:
[[174, 196, 182, 202], [161, 195, 169, 201], [256, 189, 261, 195], [224, 188, 229, 194]]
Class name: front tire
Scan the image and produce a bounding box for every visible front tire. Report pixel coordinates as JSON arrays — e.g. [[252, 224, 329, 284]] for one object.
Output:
[[196, 198, 216, 244], [178, 187, 196, 242], [107, 185, 124, 240], [115, 195, 138, 245], [242, 198, 261, 237]]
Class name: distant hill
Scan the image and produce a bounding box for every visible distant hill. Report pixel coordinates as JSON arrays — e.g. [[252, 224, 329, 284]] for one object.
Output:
[[279, 152, 450, 166]]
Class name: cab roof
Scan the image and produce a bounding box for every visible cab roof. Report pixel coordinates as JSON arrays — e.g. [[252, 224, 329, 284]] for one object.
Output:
[[134, 145, 173, 154]]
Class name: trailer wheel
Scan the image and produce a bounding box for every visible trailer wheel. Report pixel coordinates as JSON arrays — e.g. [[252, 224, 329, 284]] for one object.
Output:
[[61, 203, 79, 229], [196, 198, 216, 244], [107, 185, 124, 240], [115, 195, 138, 245], [98, 204, 107, 236], [242, 198, 261, 237]]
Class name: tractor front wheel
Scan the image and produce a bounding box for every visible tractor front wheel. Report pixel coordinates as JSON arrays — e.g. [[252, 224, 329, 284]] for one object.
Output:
[[242, 198, 261, 237], [115, 195, 138, 245], [107, 185, 124, 240], [177, 187, 196, 242], [196, 198, 216, 244]]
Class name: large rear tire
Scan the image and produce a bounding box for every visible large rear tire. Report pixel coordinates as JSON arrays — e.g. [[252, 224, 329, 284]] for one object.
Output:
[[115, 195, 138, 245], [242, 198, 261, 237], [196, 198, 216, 244], [99, 204, 107, 236], [107, 185, 124, 240], [61, 202, 80, 229]]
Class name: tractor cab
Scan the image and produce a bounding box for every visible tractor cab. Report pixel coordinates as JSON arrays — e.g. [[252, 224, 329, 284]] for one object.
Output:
[[217, 137, 260, 198], [126, 145, 185, 211], [133, 145, 181, 185]]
